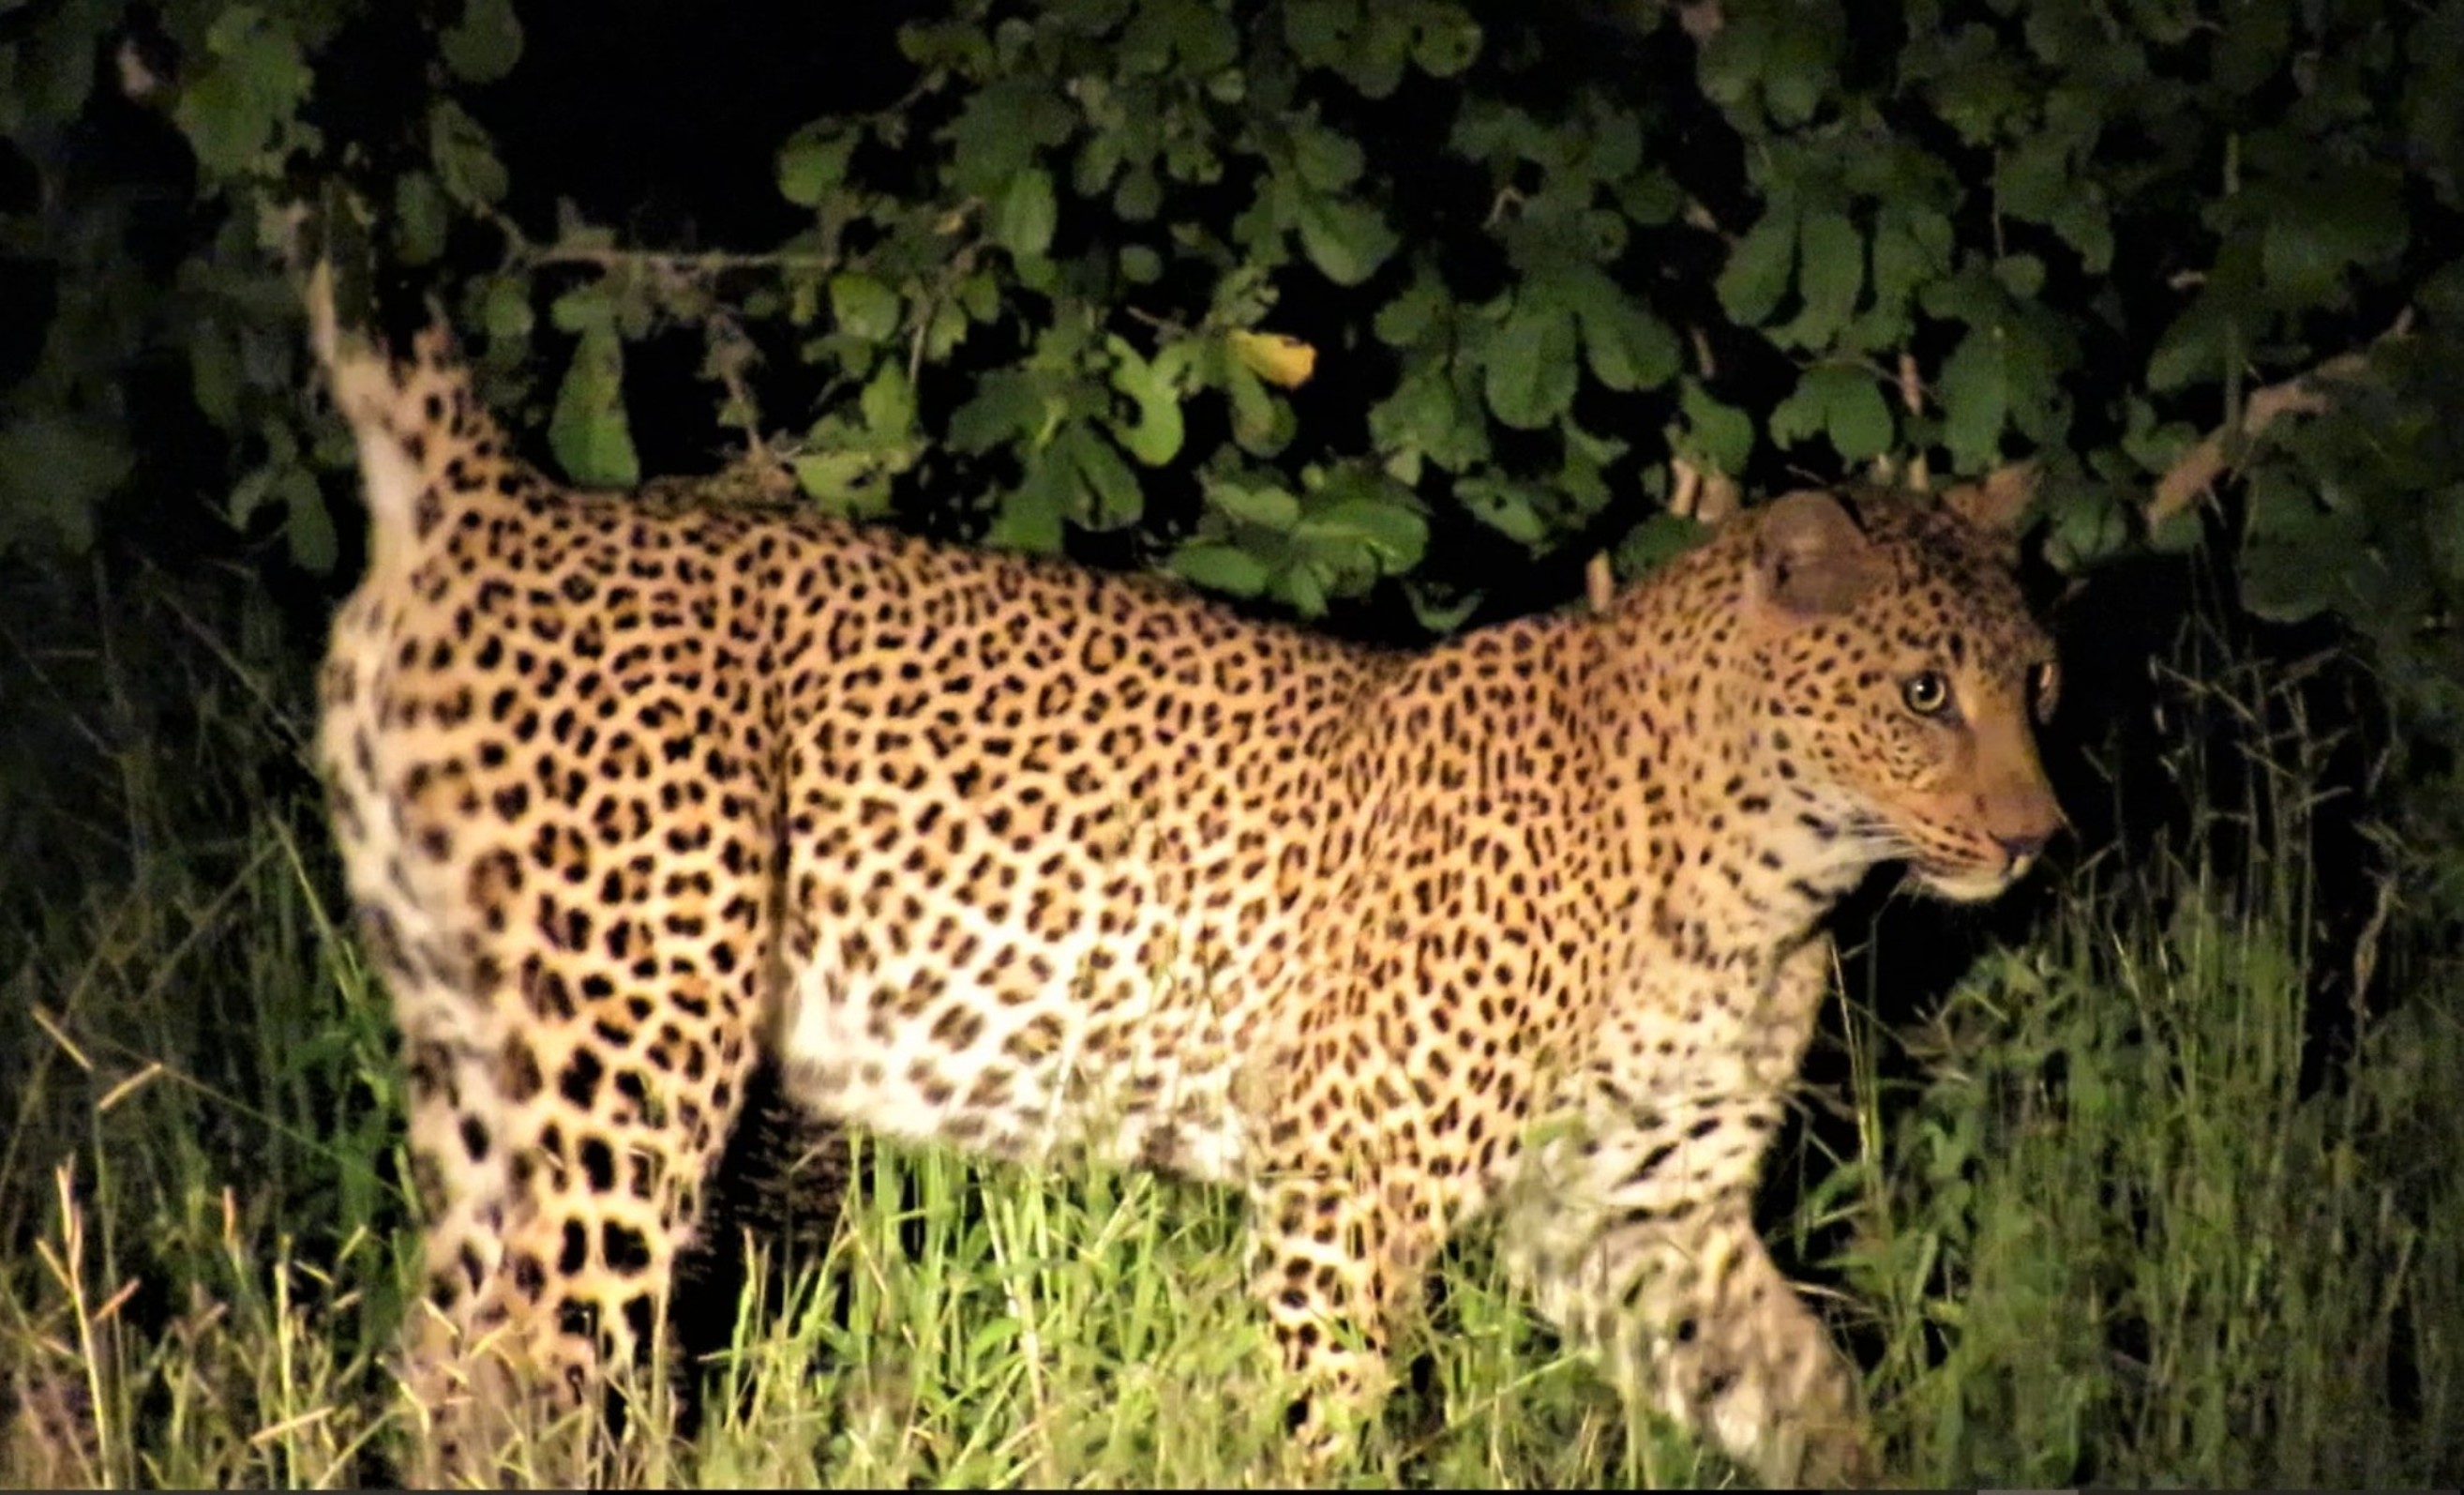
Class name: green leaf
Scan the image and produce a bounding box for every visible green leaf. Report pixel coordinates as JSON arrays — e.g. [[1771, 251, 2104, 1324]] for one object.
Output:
[[1676, 381, 1754, 475], [987, 447, 1071, 554], [1482, 300, 1579, 430], [1294, 124, 1366, 190], [829, 274, 903, 343], [8, 0, 101, 128], [2048, 192, 2113, 275], [950, 77, 1077, 198], [2239, 536, 2335, 623], [1403, 579, 1481, 634], [1167, 542, 1272, 596], [1562, 417, 1630, 477], [549, 283, 616, 335], [396, 171, 447, 265], [959, 271, 1002, 324], [173, 7, 314, 177], [229, 462, 278, 532], [1285, 0, 1356, 68], [1409, 6, 1482, 75], [1615, 511, 1709, 579], [2146, 497, 2206, 555], [440, 0, 524, 83], [2208, 0, 2292, 90], [1718, 205, 1797, 325], [951, 369, 1053, 455], [1295, 194, 1399, 286], [1871, 202, 1954, 310], [778, 128, 854, 207], [860, 362, 915, 438], [1373, 269, 1448, 347], [1122, 0, 1237, 74], [1763, 3, 1841, 126], [1450, 98, 1555, 168], [1455, 476, 1548, 545], [1994, 135, 2070, 226], [1369, 360, 1488, 473], [1821, 370, 1893, 461], [1770, 365, 1893, 461], [1913, 24, 2031, 143], [1615, 168, 1684, 226], [924, 296, 972, 360], [482, 279, 535, 341], [1936, 325, 2010, 472], [1295, 494, 1428, 571], [2116, 394, 2194, 478], [792, 450, 875, 510], [1113, 165, 1164, 221], [0, 415, 128, 554], [1067, 425, 1145, 529], [1344, 9, 1412, 98], [1569, 272, 1679, 393], [994, 167, 1059, 259], [548, 325, 640, 490], [2145, 291, 2234, 393], [282, 464, 338, 572], [1107, 337, 1186, 466], [1768, 370, 1822, 446], [2259, 169, 2407, 309], [430, 100, 509, 205], [1224, 356, 1280, 451], [1275, 560, 1331, 616], [1205, 479, 1302, 531], [1782, 209, 1863, 350], [1992, 253, 2046, 299], [1074, 122, 1123, 198], [189, 322, 242, 429], [1698, 8, 1772, 114]]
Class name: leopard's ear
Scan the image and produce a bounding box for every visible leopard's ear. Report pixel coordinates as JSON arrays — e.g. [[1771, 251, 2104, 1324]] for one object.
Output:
[[1750, 489, 1882, 620], [1939, 461, 2040, 556]]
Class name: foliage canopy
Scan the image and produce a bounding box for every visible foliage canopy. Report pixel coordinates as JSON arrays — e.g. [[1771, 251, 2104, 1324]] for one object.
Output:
[[4, 0, 2462, 709]]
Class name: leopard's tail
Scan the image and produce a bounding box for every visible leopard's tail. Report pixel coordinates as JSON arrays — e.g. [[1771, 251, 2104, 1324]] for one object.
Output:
[[303, 258, 503, 575]]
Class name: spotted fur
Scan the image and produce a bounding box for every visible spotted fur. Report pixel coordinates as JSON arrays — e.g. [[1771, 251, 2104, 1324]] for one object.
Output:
[[307, 267, 2062, 1485]]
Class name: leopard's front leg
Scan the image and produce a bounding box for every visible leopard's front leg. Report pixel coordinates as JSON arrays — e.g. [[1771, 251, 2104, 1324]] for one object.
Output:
[[1500, 943, 1876, 1487], [1507, 1179, 1873, 1486]]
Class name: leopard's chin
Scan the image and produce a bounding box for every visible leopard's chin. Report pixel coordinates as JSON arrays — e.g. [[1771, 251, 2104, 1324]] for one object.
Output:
[[1909, 857, 2032, 904]]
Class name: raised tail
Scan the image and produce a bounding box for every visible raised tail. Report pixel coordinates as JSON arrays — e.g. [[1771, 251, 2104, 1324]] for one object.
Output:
[[302, 260, 505, 575]]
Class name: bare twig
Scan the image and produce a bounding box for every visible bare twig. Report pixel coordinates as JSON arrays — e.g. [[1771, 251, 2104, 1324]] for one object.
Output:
[[1668, 456, 1741, 525], [1688, 324, 1719, 381], [1585, 551, 1617, 612], [2146, 311, 2414, 529]]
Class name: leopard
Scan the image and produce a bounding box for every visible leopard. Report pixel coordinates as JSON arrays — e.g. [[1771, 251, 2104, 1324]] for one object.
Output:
[[304, 263, 2063, 1487]]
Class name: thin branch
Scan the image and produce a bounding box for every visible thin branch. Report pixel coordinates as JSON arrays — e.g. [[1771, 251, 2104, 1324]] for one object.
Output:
[[2145, 310, 2412, 529], [511, 243, 845, 276], [1668, 456, 1741, 525], [1585, 551, 1616, 612]]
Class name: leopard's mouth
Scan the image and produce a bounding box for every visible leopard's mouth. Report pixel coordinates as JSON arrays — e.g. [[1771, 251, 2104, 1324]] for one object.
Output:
[[1908, 850, 2036, 903], [1840, 814, 2028, 903]]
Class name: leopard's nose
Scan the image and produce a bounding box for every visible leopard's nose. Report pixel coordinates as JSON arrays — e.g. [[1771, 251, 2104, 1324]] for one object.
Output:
[[1994, 830, 2051, 864]]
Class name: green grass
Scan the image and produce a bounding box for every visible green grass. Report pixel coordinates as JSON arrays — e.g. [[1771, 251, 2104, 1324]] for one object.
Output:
[[4, 607, 2460, 1487]]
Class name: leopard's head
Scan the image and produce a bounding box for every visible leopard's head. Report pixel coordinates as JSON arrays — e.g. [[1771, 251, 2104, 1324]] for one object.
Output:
[[1740, 469, 2064, 903]]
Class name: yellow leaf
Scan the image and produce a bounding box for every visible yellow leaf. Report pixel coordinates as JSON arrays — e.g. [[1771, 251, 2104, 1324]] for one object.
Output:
[[1228, 329, 1318, 389]]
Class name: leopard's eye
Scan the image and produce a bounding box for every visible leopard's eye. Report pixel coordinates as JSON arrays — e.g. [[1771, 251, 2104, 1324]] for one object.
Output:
[[2030, 659, 2061, 723], [1901, 670, 1952, 717]]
